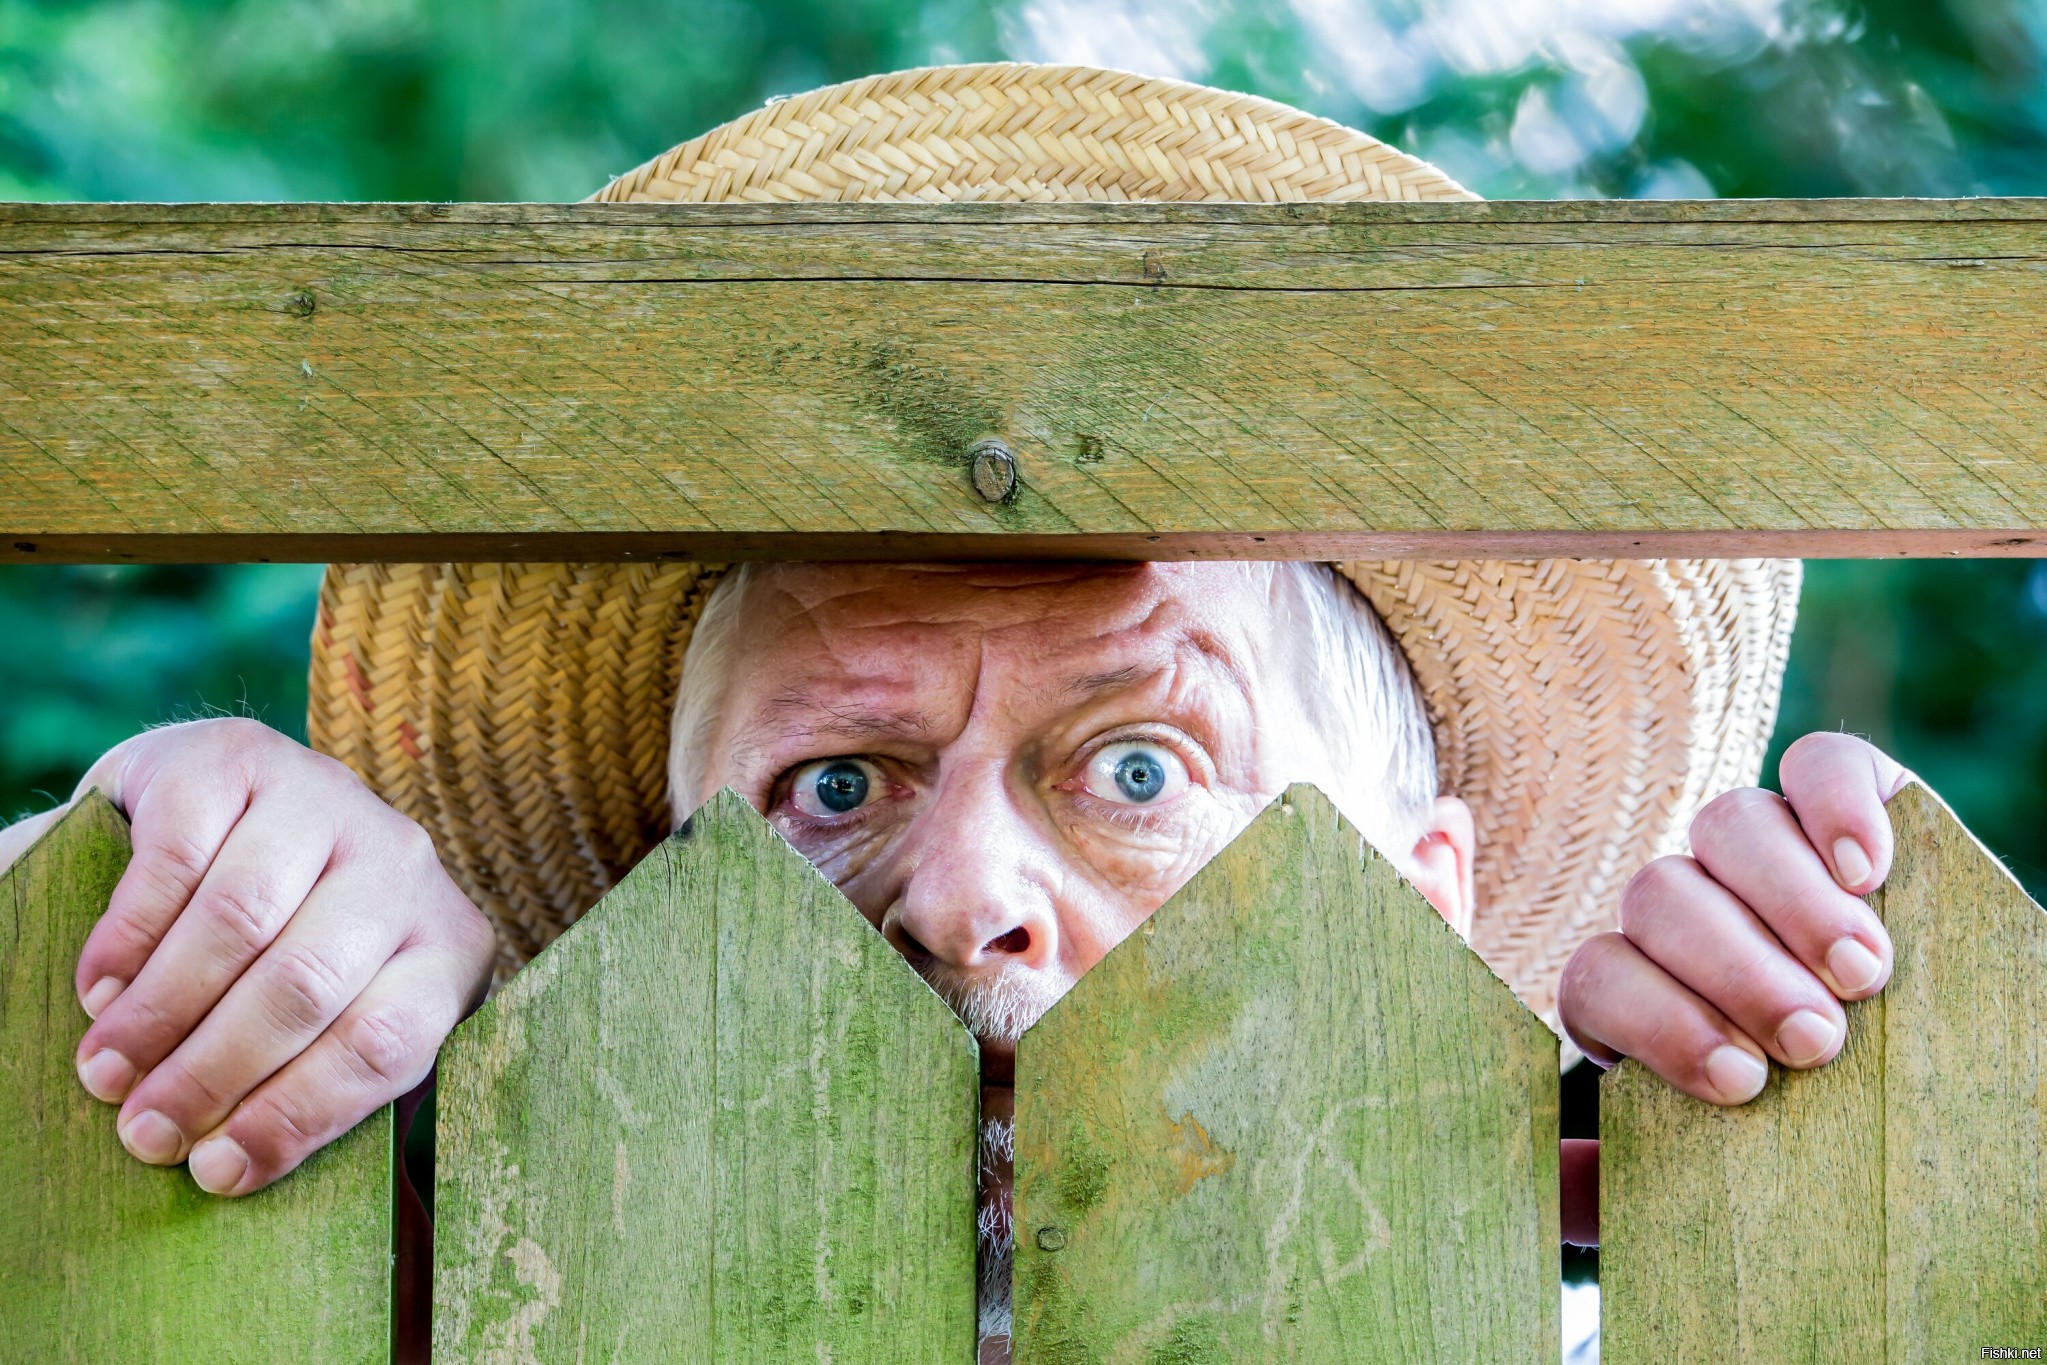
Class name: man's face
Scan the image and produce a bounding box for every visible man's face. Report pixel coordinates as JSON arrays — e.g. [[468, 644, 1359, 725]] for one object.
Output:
[[679, 561, 1351, 1082]]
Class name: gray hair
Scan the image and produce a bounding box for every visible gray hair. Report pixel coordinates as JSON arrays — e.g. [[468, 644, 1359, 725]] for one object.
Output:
[[1271, 560, 1441, 860], [668, 561, 1438, 864]]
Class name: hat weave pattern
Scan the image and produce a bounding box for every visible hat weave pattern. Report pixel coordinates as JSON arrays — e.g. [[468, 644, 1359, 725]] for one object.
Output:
[[309, 63, 1799, 1035]]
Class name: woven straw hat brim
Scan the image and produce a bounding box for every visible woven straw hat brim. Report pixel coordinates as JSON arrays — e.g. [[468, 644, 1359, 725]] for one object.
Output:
[[308, 63, 1800, 1036]]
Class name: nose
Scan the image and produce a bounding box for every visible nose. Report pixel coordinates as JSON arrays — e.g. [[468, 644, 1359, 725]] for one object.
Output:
[[881, 766, 1060, 976]]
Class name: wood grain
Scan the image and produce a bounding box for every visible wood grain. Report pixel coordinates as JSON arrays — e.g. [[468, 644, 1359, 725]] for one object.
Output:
[[1602, 783, 2047, 1361], [432, 788, 979, 1362], [1011, 785, 1559, 1364], [0, 794, 393, 1363], [5, 199, 2047, 562]]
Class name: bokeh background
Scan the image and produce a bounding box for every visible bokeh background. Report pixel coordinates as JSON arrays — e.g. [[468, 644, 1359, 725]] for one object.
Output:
[[7, 0, 2045, 883], [4, 0, 2046, 1331]]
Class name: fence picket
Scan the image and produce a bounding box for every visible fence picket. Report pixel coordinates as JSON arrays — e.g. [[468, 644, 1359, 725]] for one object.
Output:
[[0, 793, 394, 1363], [432, 787, 979, 1362], [1012, 784, 1560, 1363], [1603, 782, 2047, 1360]]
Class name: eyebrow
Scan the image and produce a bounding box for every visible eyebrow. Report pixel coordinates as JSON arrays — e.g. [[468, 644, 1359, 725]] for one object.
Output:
[[759, 691, 932, 743], [1061, 631, 1250, 705], [1063, 665, 1146, 701]]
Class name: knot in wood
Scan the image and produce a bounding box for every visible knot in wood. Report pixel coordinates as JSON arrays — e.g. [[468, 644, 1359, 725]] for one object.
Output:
[[968, 439, 1019, 504], [285, 289, 316, 319], [1035, 1226, 1066, 1252]]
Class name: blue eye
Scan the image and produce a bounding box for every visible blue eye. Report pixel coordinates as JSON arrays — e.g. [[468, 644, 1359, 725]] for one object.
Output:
[[789, 758, 883, 818], [1083, 741, 1190, 807], [816, 762, 868, 812], [1114, 751, 1166, 802]]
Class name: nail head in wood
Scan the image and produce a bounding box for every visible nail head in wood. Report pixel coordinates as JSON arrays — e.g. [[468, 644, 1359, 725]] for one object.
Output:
[[969, 438, 1019, 504]]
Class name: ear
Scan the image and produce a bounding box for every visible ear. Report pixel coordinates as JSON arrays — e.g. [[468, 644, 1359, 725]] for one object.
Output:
[[1405, 795, 1476, 940]]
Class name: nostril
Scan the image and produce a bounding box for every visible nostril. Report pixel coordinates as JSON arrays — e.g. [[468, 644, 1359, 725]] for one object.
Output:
[[892, 926, 933, 966], [987, 926, 1031, 956]]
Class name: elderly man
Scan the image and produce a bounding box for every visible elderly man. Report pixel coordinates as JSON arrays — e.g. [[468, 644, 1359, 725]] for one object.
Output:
[[0, 65, 1910, 1356]]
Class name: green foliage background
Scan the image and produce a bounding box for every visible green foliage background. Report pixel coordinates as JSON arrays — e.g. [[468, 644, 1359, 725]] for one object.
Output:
[[3, 0, 2045, 906]]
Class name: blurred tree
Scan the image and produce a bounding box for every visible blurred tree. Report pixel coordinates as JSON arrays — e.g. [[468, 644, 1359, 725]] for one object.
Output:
[[2, 0, 2043, 906]]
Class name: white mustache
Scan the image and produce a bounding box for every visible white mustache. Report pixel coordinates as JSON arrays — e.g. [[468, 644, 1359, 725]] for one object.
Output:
[[919, 960, 1076, 1043]]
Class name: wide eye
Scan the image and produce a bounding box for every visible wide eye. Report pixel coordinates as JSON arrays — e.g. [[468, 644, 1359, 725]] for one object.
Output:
[[788, 757, 886, 818], [1082, 740, 1190, 806]]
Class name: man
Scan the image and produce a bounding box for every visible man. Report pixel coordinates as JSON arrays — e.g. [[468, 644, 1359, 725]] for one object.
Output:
[[0, 65, 1907, 1352]]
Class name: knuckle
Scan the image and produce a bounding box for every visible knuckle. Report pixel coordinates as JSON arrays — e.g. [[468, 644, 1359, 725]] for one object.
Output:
[[196, 881, 292, 958], [242, 1087, 322, 1157], [1782, 729, 1855, 768], [390, 813, 440, 870], [333, 1007, 426, 1090], [101, 909, 168, 963], [261, 943, 351, 1035], [1700, 952, 1773, 1012], [163, 1055, 237, 1113], [142, 829, 216, 889], [204, 716, 278, 752], [455, 901, 498, 962], [1621, 856, 1695, 921], [105, 986, 183, 1052], [1690, 786, 1778, 843], [136, 1047, 237, 1121], [1559, 931, 1629, 1000]]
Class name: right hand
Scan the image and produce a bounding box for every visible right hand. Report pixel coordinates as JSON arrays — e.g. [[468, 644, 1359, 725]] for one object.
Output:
[[0, 717, 496, 1196]]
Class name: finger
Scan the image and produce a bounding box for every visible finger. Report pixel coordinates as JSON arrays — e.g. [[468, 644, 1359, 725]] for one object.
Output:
[[1618, 854, 1846, 1070], [1688, 786, 1894, 1001], [1777, 732, 1912, 895], [185, 943, 465, 1196], [70, 728, 257, 1017], [110, 861, 410, 1168], [1557, 931, 1771, 1105], [0, 803, 70, 879], [75, 794, 336, 1110]]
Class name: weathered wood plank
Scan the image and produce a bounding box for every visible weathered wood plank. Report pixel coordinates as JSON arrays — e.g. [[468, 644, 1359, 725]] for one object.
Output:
[[1012, 785, 1559, 1363], [0, 794, 392, 1363], [432, 788, 979, 1362], [4, 199, 2047, 562], [1602, 783, 2047, 1361]]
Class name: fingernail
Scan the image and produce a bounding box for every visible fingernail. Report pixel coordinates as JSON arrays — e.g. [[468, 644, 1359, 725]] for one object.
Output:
[[1776, 1009, 1841, 1067], [118, 1109, 184, 1164], [77, 1048, 137, 1103], [188, 1136, 250, 1195], [81, 976, 125, 1019], [1832, 836, 1872, 888], [1704, 1045, 1769, 1103], [1828, 937, 1884, 994]]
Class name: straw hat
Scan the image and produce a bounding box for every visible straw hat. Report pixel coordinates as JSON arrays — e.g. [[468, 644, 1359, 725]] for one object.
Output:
[[307, 63, 1799, 1039]]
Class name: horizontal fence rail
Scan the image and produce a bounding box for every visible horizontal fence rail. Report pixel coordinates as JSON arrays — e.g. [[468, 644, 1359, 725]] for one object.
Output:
[[4, 782, 2044, 1360], [7, 199, 2047, 564]]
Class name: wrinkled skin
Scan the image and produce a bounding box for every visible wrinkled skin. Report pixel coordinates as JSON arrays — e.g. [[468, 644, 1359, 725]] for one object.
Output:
[[0, 562, 1902, 1242]]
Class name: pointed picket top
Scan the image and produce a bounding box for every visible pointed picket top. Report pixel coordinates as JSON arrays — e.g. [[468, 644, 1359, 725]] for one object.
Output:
[[0, 793, 393, 1362], [1603, 782, 2047, 1361], [1011, 784, 1560, 1363], [433, 787, 979, 1363]]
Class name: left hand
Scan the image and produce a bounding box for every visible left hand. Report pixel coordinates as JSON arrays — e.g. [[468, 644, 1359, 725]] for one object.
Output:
[[1553, 732, 1912, 1246], [1558, 731, 1912, 1105]]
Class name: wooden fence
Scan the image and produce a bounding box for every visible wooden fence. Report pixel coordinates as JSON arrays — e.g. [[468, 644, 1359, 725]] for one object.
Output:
[[4, 198, 2047, 1359], [5, 779, 2041, 1361]]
